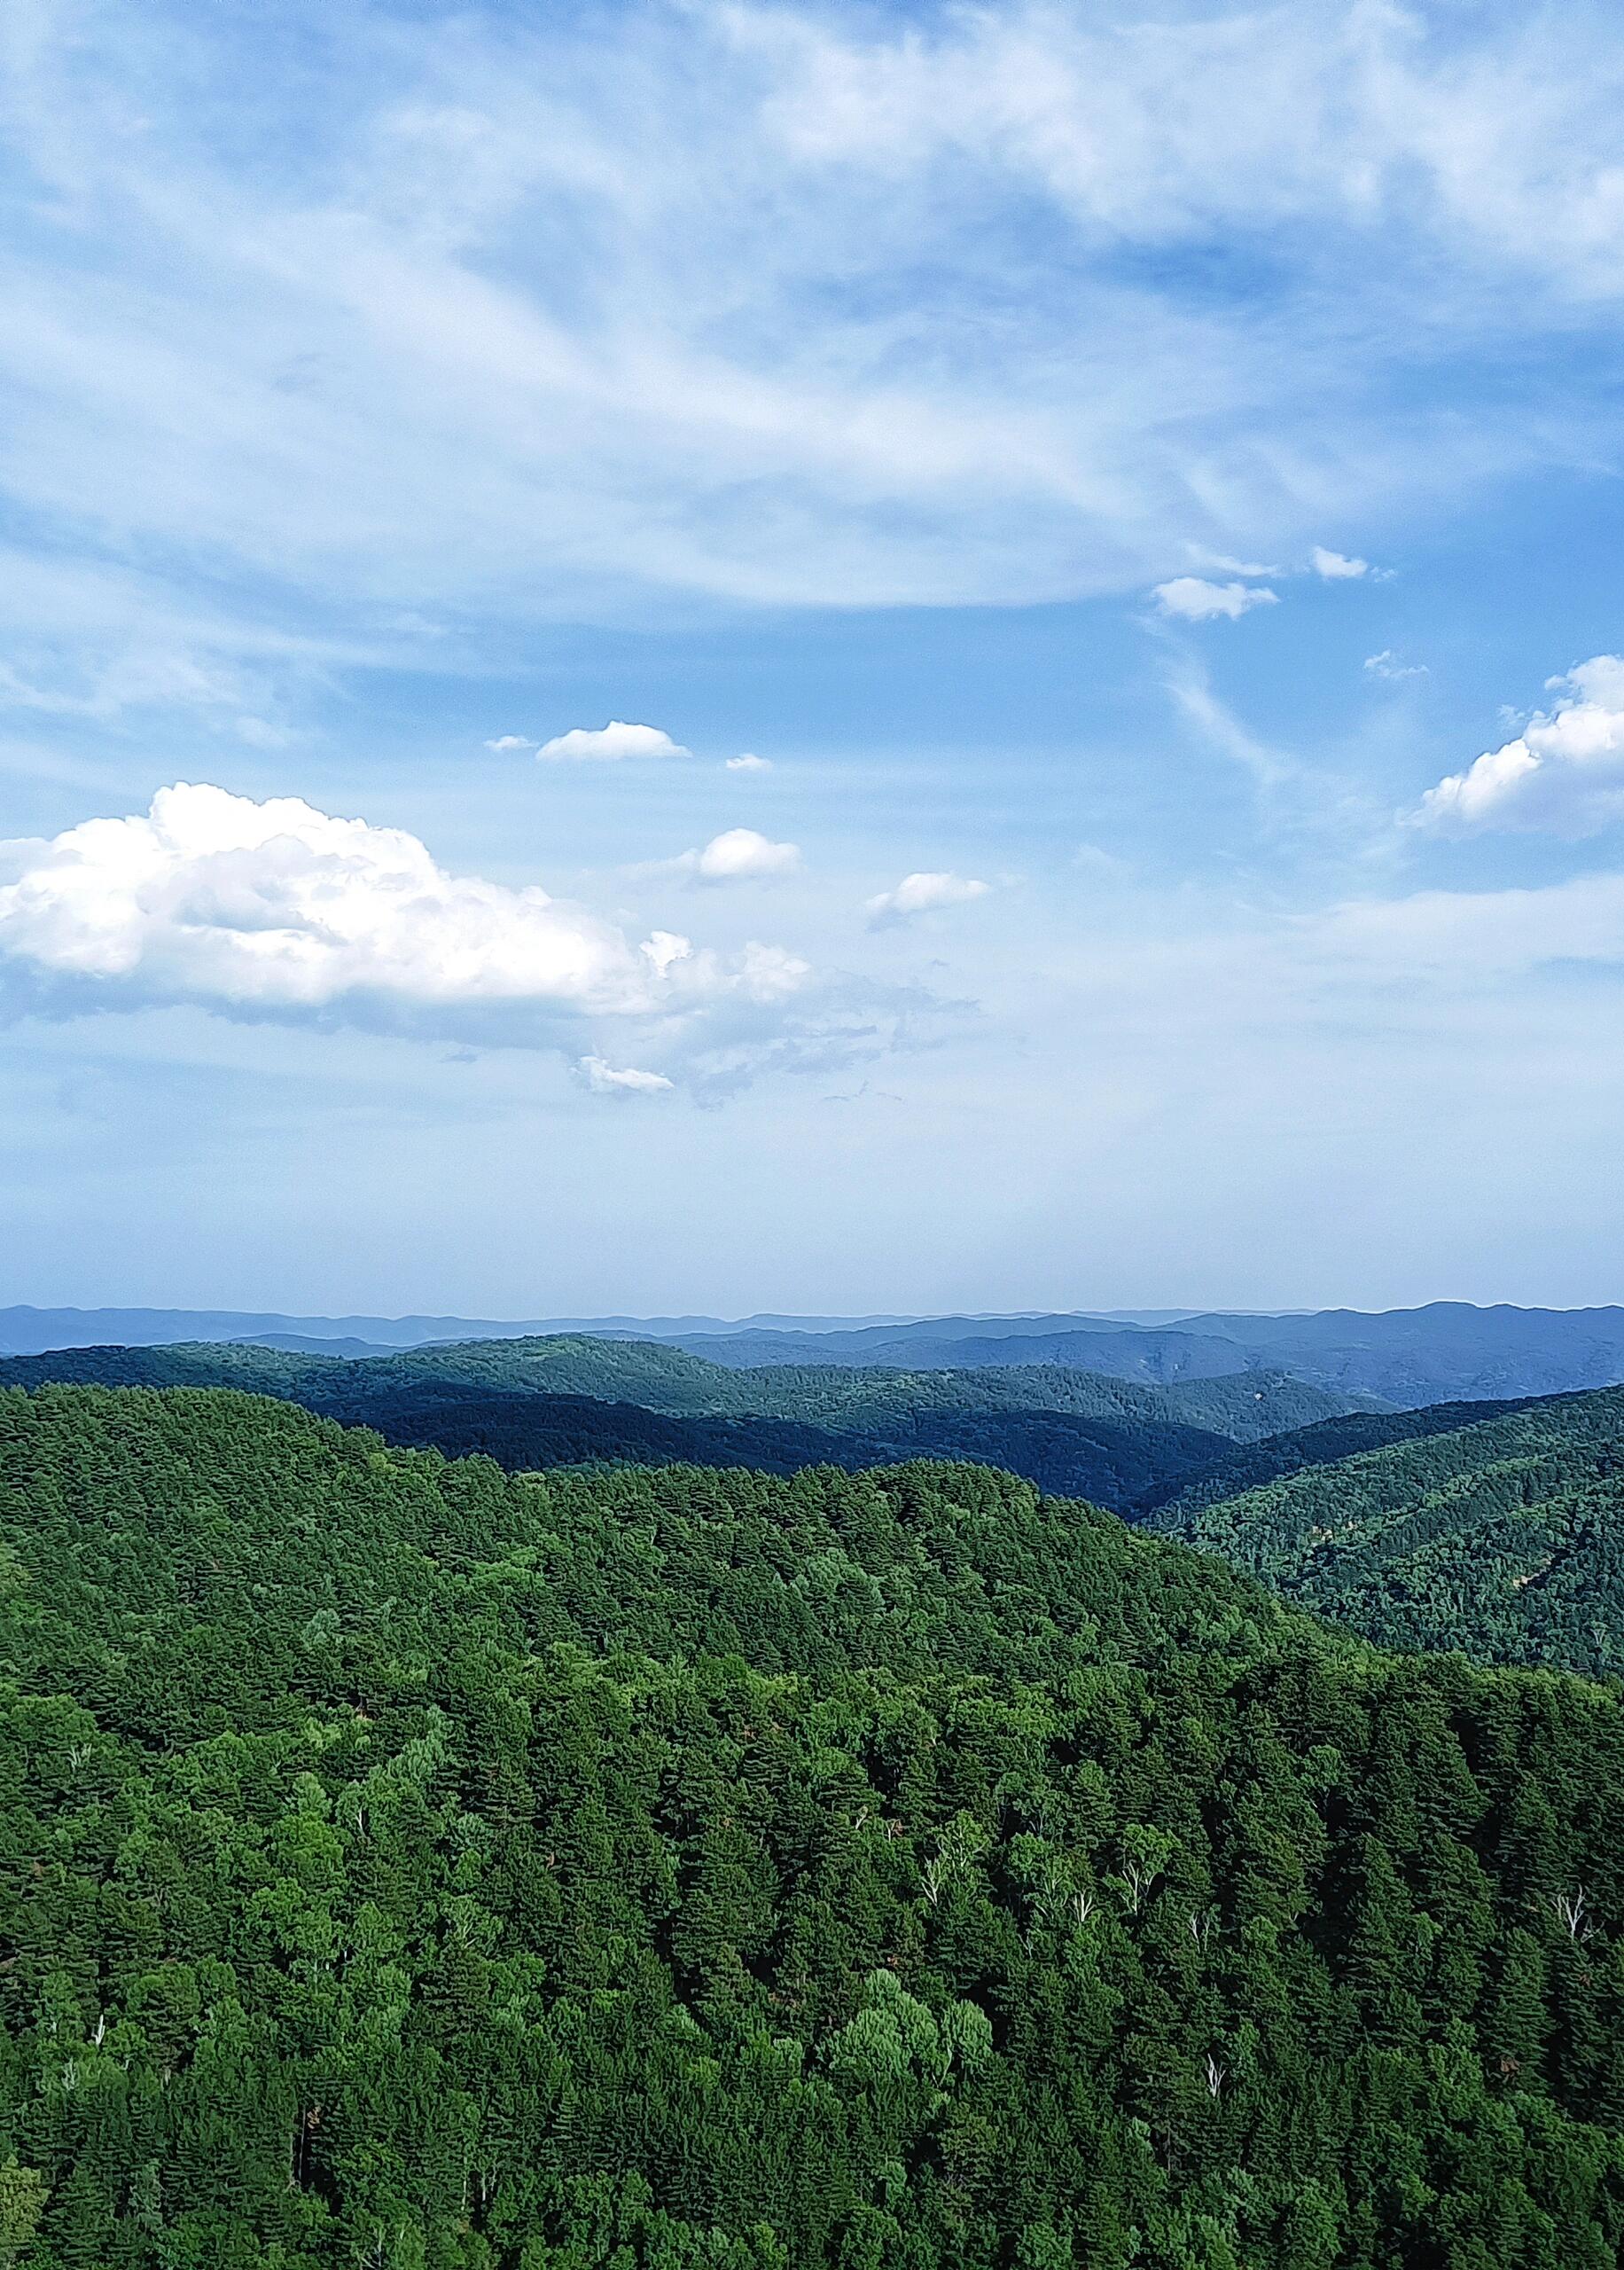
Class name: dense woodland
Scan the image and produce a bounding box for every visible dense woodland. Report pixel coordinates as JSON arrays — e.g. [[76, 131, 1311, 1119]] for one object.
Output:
[[8, 1383, 1624, 2264], [1162, 1387, 1624, 1681]]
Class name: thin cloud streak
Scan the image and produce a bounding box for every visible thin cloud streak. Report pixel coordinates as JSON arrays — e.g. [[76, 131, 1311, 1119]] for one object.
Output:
[[0, 0, 1620, 683]]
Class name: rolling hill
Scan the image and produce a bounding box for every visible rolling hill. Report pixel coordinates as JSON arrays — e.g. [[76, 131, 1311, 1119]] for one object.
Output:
[[670, 1303, 1624, 1406], [0, 1303, 928, 1355], [11, 1299, 1624, 1407], [1174, 1303, 1624, 1406], [0, 1337, 1370, 1509]]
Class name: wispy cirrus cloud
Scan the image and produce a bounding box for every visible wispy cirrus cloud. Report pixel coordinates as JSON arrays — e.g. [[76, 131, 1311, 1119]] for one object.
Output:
[[579, 1055, 674, 1096], [1309, 870, 1624, 982], [1364, 650, 1427, 684], [2, 0, 1622, 693]]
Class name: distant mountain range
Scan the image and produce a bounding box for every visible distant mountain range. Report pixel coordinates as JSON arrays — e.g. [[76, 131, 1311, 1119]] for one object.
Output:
[[663, 1322, 1261, 1380], [666, 1303, 1624, 1404], [0, 1304, 939, 1353], [6, 1299, 1624, 1405]]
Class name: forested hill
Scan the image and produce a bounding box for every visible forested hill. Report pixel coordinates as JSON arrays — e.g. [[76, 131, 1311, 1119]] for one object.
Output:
[[0, 1337, 1367, 1511], [1162, 1384, 1624, 1679], [1136, 1393, 1546, 1522], [0, 1334, 1365, 1438], [8, 1386, 1624, 2264]]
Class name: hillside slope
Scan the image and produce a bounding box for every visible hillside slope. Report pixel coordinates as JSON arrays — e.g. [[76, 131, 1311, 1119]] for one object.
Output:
[[0, 1344, 1238, 1507], [1164, 1384, 1624, 1678], [5, 1386, 1624, 2264], [1137, 1394, 1546, 1521]]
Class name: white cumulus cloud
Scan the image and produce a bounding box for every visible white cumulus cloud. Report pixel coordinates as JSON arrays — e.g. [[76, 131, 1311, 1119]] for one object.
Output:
[[579, 1055, 674, 1095], [1364, 650, 1427, 682], [725, 753, 772, 772], [1311, 545, 1370, 579], [1412, 656, 1624, 835], [1151, 577, 1278, 622], [0, 783, 806, 1048], [484, 734, 534, 752], [867, 871, 990, 926], [682, 828, 801, 882], [535, 722, 690, 763]]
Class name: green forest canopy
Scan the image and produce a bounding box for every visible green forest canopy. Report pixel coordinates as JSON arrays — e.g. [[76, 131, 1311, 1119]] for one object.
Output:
[[6, 1383, 1624, 2265]]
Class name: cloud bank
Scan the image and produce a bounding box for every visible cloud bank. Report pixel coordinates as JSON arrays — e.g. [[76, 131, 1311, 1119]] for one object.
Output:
[[0, 784, 806, 1059]]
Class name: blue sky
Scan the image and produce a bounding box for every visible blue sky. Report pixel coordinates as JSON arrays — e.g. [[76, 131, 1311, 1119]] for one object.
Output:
[[4, 0, 1624, 1316]]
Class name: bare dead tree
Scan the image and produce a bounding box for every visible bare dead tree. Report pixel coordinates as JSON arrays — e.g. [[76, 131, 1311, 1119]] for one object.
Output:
[[1119, 1860, 1158, 1915], [1554, 1885, 1595, 1941]]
